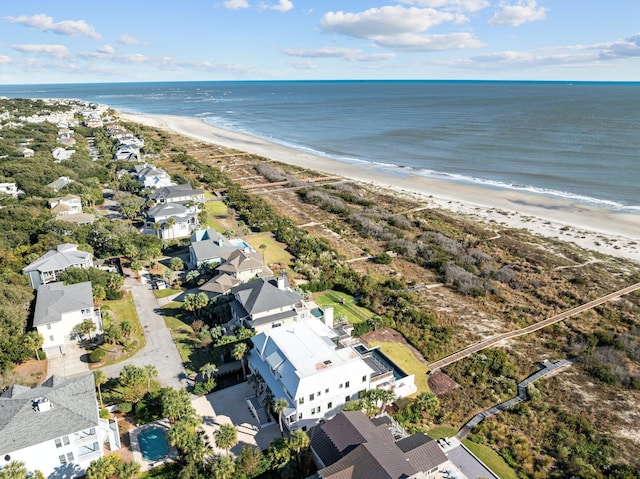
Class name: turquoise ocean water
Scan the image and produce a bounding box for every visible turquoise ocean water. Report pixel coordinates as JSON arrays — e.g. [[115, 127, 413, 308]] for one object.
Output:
[[2, 80, 638, 211]]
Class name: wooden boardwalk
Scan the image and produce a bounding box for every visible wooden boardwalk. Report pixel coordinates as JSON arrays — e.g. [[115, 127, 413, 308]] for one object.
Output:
[[427, 282, 640, 372], [456, 358, 577, 440]]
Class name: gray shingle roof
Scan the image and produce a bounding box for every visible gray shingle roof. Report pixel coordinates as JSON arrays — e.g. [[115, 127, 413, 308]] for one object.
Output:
[[149, 184, 204, 200], [33, 281, 94, 327], [231, 277, 302, 316], [23, 244, 93, 274], [0, 374, 99, 455], [200, 273, 242, 295], [311, 412, 447, 479], [217, 249, 264, 274], [146, 202, 191, 219]]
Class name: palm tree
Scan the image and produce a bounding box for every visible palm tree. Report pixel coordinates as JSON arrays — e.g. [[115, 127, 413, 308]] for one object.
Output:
[[273, 398, 288, 437], [0, 460, 27, 479], [165, 217, 176, 240], [232, 342, 248, 379], [200, 362, 218, 382], [210, 456, 235, 479], [94, 370, 107, 407], [288, 429, 310, 464], [21, 330, 44, 360], [259, 243, 267, 262], [214, 424, 238, 456], [143, 364, 158, 392]]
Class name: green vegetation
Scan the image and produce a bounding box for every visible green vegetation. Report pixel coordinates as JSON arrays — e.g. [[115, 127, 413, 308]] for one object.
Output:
[[364, 339, 430, 395], [314, 290, 375, 324], [463, 441, 518, 479], [152, 287, 182, 299], [245, 232, 293, 264]]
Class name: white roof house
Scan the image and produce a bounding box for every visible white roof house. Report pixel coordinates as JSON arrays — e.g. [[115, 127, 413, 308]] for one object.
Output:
[[143, 203, 199, 240], [248, 318, 379, 432], [52, 147, 76, 162], [0, 375, 119, 479], [133, 164, 174, 189], [23, 244, 94, 289], [33, 281, 102, 358], [0, 182, 23, 197]]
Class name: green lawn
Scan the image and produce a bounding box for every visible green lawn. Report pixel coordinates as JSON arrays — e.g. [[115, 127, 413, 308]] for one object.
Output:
[[152, 287, 182, 299], [205, 200, 229, 232], [313, 290, 375, 324], [363, 339, 430, 395], [93, 293, 146, 367], [245, 233, 292, 264], [427, 427, 517, 479], [160, 302, 210, 375]]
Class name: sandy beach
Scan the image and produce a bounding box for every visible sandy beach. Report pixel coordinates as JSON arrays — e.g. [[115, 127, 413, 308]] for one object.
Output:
[[120, 112, 640, 264]]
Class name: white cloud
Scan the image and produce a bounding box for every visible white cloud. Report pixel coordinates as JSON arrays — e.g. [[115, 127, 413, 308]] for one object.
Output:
[[5, 14, 102, 40], [596, 33, 640, 59], [0, 55, 12, 64], [396, 0, 489, 12], [223, 0, 249, 9], [12, 44, 69, 58], [489, 1, 547, 26], [118, 34, 140, 46], [97, 45, 115, 55], [289, 60, 317, 70], [376, 32, 483, 51], [271, 0, 293, 12], [321, 6, 462, 38], [282, 47, 395, 62]]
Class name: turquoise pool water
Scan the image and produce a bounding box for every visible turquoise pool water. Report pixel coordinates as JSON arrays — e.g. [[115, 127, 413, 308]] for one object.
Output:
[[138, 427, 168, 461]]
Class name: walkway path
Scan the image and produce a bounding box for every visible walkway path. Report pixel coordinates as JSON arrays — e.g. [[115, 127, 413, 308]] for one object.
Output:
[[456, 358, 577, 440], [427, 282, 640, 372], [99, 268, 188, 390]]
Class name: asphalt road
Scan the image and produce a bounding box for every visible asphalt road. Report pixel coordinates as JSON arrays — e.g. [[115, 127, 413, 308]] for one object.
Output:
[[100, 269, 188, 390]]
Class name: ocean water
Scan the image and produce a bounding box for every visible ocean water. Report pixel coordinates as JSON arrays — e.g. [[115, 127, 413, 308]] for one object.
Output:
[[2, 80, 639, 211]]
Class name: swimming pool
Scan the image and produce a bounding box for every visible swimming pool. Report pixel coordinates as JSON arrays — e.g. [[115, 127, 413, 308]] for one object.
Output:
[[138, 427, 169, 461]]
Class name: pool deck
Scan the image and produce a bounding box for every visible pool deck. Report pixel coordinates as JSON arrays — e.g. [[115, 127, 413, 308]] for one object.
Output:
[[129, 420, 178, 472]]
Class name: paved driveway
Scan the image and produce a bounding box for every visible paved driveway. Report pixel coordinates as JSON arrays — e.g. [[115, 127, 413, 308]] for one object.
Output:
[[99, 268, 188, 390], [192, 382, 281, 457], [47, 340, 90, 377]]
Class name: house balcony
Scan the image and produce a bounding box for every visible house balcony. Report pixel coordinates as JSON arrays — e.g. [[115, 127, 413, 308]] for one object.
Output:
[[73, 428, 98, 446], [77, 441, 102, 462]]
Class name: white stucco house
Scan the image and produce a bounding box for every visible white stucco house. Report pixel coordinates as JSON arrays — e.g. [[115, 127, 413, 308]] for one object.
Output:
[[247, 317, 416, 432], [133, 164, 174, 189], [143, 202, 199, 240], [230, 276, 310, 333], [49, 195, 83, 217], [23, 244, 94, 290], [33, 281, 102, 358], [52, 147, 76, 163], [0, 182, 22, 197], [0, 374, 119, 479]]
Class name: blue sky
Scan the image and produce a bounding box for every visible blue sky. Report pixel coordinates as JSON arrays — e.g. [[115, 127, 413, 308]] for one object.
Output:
[[0, 1, 639, 84]]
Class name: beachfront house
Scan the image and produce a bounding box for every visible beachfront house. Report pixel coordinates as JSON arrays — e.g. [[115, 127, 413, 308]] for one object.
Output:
[[0, 374, 120, 479], [143, 202, 199, 240], [0, 182, 22, 197], [309, 411, 447, 479], [33, 281, 102, 358], [148, 184, 205, 206], [132, 163, 174, 189], [229, 276, 309, 332], [52, 147, 76, 163], [47, 176, 75, 193], [49, 194, 83, 217], [247, 317, 417, 432], [23, 244, 94, 289]]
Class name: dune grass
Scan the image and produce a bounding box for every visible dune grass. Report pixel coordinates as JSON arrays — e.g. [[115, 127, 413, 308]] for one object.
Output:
[[245, 233, 292, 264]]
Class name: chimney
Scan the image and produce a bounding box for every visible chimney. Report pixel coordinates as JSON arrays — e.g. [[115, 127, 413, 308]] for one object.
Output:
[[324, 306, 334, 329], [277, 275, 286, 290]]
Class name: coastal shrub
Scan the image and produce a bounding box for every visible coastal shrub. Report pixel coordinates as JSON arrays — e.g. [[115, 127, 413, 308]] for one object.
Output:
[[99, 408, 110, 420], [374, 252, 393, 264], [255, 164, 287, 182], [117, 402, 133, 414], [89, 348, 105, 363], [443, 261, 494, 296]]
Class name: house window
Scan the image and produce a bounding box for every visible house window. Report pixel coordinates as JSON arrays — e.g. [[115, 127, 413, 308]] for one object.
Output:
[[55, 438, 62, 448], [345, 381, 350, 388], [59, 455, 67, 465], [298, 413, 303, 420], [325, 388, 329, 394], [339, 383, 343, 389], [63, 436, 70, 446], [309, 393, 314, 401], [298, 397, 304, 405], [317, 391, 321, 397], [311, 408, 315, 414], [49, 335, 54, 342], [66, 452, 74, 462], [317, 405, 321, 413], [328, 402, 333, 409], [47, 324, 52, 330], [345, 395, 350, 402], [362, 375, 367, 382]]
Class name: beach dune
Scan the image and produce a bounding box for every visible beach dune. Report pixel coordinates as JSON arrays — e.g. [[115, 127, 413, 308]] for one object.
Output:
[[120, 112, 640, 264]]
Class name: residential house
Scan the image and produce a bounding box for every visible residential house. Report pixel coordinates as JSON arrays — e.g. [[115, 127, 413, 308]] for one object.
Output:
[[48, 195, 95, 225], [248, 318, 379, 431], [52, 147, 76, 163], [23, 244, 94, 289], [113, 144, 140, 161], [57, 129, 75, 147], [33, 281, 102, 358], [49, 195, 82, 216], [230, 276, 309, 332], [217, 249, 271, 282], [0, 182, 22, 197], [19, 147, 35, 158], [47, 176, 75, 193], [133, 164, 174, 189], [309, 411, 447, 479], [0, 374, 119, 479], [148, 184, 205, 206], [143, 202, 199, 240]]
